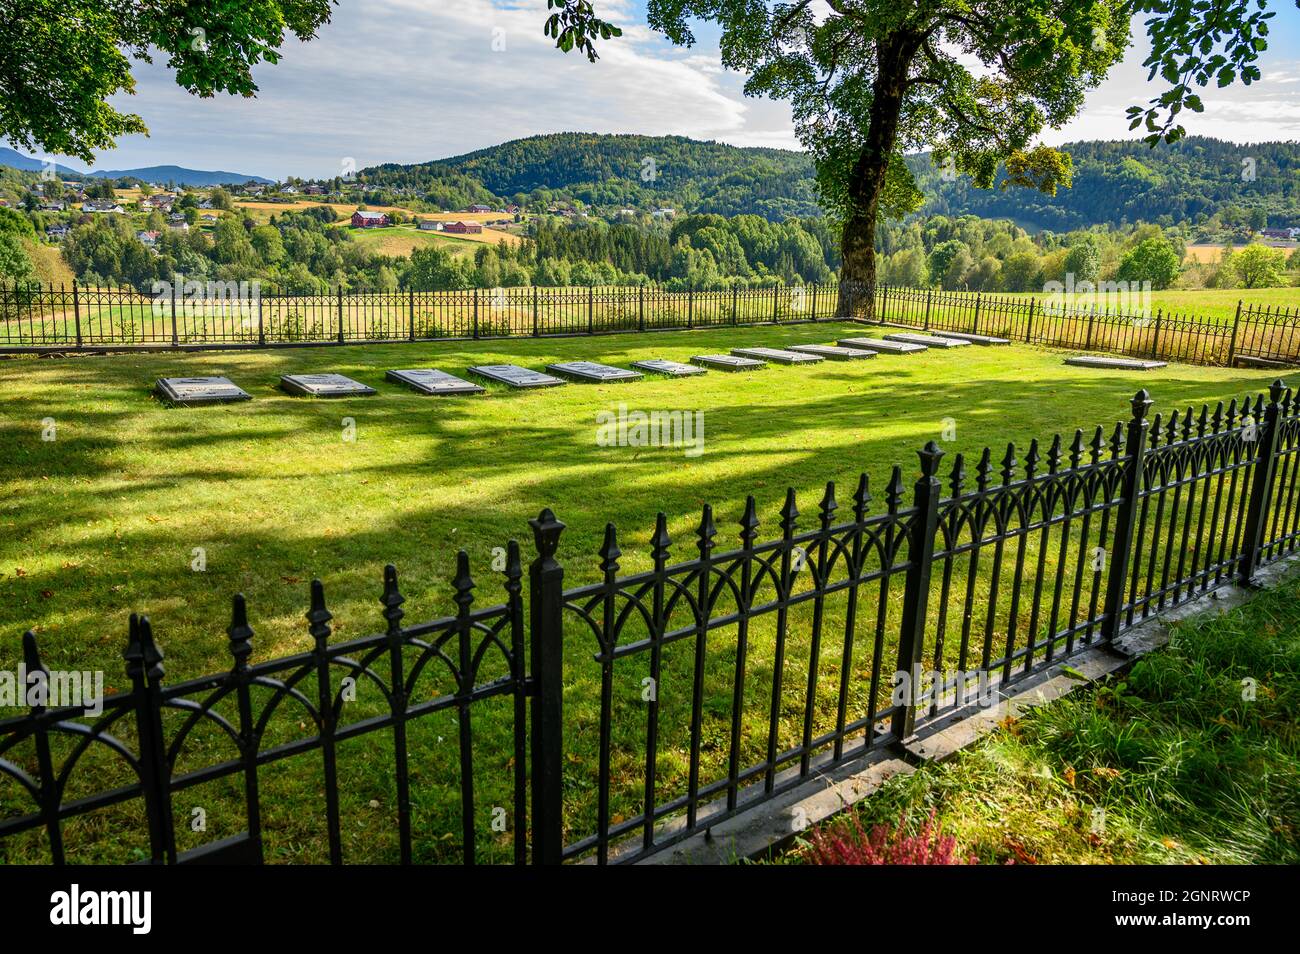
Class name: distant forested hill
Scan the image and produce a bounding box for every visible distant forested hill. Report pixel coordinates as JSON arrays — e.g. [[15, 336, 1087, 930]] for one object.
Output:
[[362, 133, 821, 219], [908, 138, 1300, 231], [362, 133, 1299, 230]]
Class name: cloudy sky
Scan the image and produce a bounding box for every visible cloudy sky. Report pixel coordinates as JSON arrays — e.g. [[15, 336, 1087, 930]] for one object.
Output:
[[37, 0, 1300, 178]]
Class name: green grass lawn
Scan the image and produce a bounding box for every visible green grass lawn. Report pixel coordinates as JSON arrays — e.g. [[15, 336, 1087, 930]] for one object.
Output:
[[792, 570, 1300, 865], [0, 323, 1288, 862], [2, 323, 1283, 676]]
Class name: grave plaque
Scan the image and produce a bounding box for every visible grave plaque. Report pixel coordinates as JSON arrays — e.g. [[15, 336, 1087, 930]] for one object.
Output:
[[155, 376, 251, 406], [468, 364, 566, 388], [883, 332, 972, 349], [836, 337, 927, 355], [691, 354, 766, 372], [729, 347, 823, 365], [1064, 355, 1168, 371], [931, 331, 1011, 346], [280, 373, 377, 397], [386, 368, 485, 396], [630, 358, 708, 377], [546, 361, 643, 383], [787, 344, 877, 361]]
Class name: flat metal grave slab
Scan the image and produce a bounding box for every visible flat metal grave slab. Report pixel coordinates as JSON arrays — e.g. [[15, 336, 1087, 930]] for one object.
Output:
[[280, 373, 377, 397], [837, 337, 927, 355], [545, 361, 643, 383], [931, 331, 1011, 346], [630, 358, 708, 377], [385, 368, 485, 396], [883, 332, 972, 349], [730, 347, 823, 365], [155, 376, 251, 406], [787, 344, 877, 361], [468, 364, 566, 389], [691, 353, 766, 372], [1064, 355, 1167, 371]]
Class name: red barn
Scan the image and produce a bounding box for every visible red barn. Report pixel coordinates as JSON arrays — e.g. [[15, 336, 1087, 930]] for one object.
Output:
[[351, 210, 388, 228], [443, 220, 483, 234]]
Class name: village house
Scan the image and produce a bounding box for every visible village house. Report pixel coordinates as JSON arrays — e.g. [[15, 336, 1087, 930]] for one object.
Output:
[[505, 204, 520, 215], [45, 224, 70, 239], [443, 220, 483, 235], [1261, 227, 1299, 241], [136, 230, 161, 246], [38, 201, 65, 212], [83, 200, 126, 214], [304, 184, 326, 196], [652, 207, 676, 220], [281, 185, 299, 195], [417, 220, 442, 231], [465, 204, 492, 213], [351, 210, 389, 228]]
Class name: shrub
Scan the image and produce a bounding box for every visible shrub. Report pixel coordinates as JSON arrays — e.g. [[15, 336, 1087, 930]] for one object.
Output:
[[806, 809, 975, 865]]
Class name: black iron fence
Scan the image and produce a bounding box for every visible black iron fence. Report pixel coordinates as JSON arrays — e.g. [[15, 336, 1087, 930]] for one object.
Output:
[[0, 280, 1295, 367], [870, 284, 1299, 368], [3, 382, 1298, 864]]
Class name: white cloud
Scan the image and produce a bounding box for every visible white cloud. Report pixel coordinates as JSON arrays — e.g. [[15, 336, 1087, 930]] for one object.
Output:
[[70, 2, 1299, 177]]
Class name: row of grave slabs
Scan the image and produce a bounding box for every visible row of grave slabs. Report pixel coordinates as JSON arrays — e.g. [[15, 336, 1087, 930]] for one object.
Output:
[[152, 330, 1168, 406]]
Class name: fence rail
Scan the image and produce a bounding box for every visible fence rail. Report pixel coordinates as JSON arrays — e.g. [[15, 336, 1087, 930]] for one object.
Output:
[[2, 382, 1298, 865], [0, 280, 1295, 367]]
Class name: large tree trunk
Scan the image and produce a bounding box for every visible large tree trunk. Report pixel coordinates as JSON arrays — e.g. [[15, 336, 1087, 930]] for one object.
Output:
[[837, 32, 922, 319]]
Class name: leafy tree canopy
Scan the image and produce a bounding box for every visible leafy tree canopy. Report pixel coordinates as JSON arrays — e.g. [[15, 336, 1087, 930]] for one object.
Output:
[[0, 0, 332, 162]]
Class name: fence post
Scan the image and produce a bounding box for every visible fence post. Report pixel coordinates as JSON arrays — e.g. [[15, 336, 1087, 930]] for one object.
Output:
[[923, 288, 933, 331], [337, 286, 344, 344], [772, 283, 779, 322], [532, 285, 539, 337], [588, 285, 594, 335], [408, 288, 415, 341], [638, 283, 645, 332], [72, 280, 82, 349], [1025, 297, 1036, 343], [473, 287, 480, 340], [170, 280, 178, 347], [1149, 309, 1163, 360], [1100, 390, 1154, 642], [891, 441, 944, 741], [528, 508, 566, 865], [257, 291, 265, 346], [1239, 380, 1288, 583], [810, 283, 819, 321], [971, 293, 981, 334], [732, 286, 739, 325], [1085, 307, 1096, 351], [688, 286, 694, 329], [124, 614, 177, 864], [1227, 300, 1243, 366]]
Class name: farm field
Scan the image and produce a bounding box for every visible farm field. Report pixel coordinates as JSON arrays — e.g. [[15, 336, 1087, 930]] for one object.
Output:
[[232, 199, 513, 225], [976, 287, 1297, 324], [344, 223, 521, 253], [1186, 243, 1299, 264], [0, 326, 1287, 862], [344, 225, 519, 258]]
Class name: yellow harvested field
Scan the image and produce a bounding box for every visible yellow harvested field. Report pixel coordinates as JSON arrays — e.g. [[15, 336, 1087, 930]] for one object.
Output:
[[1186, 242, 1298, 263], [233, 200, 510, 223], [1185, 245, 1226, 263]]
